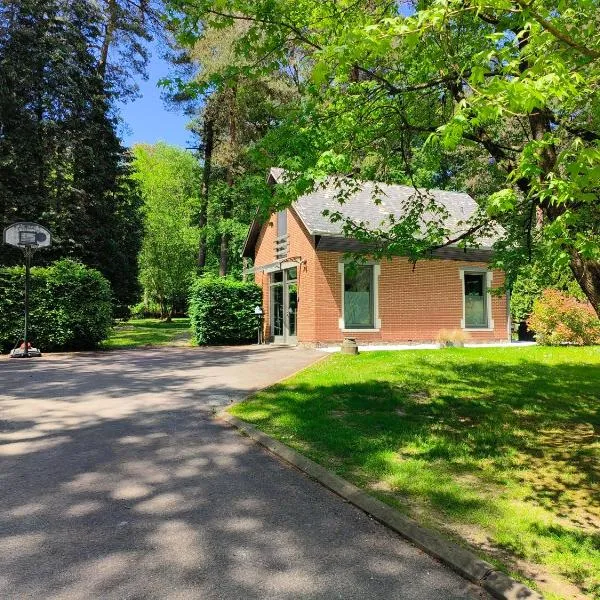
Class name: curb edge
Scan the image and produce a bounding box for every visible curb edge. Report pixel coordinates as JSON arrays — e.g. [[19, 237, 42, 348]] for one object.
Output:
[[219, 412, 543, 600]]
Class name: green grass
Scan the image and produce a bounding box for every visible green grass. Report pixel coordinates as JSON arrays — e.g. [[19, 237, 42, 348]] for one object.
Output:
[[101, 318, 191, 349], [230, 346, 600, 599]]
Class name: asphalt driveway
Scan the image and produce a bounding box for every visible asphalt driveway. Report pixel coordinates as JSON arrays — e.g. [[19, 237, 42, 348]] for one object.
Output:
[[0, 346, 488, 599]]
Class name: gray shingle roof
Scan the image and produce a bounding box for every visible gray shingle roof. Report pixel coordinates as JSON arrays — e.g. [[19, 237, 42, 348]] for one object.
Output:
[[268, 168, 498, 248]]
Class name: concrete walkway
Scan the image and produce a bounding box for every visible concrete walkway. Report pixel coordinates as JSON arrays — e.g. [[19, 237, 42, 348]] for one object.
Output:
[[0, 347, 488, 599], [319, 341, 536, 352]]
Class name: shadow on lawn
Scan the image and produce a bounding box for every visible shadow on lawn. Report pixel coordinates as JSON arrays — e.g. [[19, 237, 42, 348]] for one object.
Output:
[[241, 353, 600, 585], [120, 319, 190, 330], [235, 352, 600, 594]]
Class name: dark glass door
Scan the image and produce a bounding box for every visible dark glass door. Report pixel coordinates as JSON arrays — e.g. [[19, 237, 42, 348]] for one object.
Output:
[[271, 281, 284, 343], [270, 268, 298, 344], [287, 279, 298, 344]]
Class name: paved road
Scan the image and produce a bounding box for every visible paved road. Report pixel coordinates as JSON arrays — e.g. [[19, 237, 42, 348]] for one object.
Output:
[[0, 347, 488, 599]]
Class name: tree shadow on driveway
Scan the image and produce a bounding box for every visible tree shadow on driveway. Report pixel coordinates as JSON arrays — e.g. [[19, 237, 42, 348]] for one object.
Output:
[[0, 347, 484, 599]]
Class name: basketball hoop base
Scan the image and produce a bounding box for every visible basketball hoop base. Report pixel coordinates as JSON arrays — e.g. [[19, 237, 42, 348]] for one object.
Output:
[[10, 347, 42, 358]]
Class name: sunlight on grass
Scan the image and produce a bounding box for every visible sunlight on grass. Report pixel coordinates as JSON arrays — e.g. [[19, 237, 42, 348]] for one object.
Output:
[[101, 318, 191, 349], [230, 346, 600, 599]]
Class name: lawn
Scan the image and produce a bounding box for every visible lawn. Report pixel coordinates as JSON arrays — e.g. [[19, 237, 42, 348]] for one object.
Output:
[[101, 318, 191, 349], [230, 346, 600, 599]]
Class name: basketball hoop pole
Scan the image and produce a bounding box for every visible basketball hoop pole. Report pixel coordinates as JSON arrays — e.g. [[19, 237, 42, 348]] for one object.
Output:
[[3, 222, 52, 358], [23, 247, 32, 358]]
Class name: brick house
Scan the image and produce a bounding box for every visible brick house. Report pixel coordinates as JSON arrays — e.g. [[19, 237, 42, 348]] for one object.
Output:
[[242, 169, 510, 346]]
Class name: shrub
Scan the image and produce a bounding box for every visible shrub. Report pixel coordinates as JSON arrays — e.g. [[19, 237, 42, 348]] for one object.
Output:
[[509, 260, 586, 324], [189, 276, 262, 345], [0, 259, 113, 352], [436, 328, 471, 347], [129, 299, 162, 319], [527, 289, 600, 346]]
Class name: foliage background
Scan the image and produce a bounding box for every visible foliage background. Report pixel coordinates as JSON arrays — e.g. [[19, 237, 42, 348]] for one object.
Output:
[[164, 0, 600, 315], [132, 143, 201, 318], [0, 0, 144, 308]]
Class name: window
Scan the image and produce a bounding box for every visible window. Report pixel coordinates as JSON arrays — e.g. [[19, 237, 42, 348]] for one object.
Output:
[[463, 272, 488, 328], [344, 264, 374, 328], [276, 210, 287, 237]]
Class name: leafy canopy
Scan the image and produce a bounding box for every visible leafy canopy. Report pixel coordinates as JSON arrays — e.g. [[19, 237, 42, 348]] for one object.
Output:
[[165, 0, 600, 312], [132, 143, 201, 317]]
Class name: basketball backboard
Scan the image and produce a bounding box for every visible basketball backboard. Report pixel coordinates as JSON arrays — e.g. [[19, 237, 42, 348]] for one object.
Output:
[[3, 222, 51, 249]]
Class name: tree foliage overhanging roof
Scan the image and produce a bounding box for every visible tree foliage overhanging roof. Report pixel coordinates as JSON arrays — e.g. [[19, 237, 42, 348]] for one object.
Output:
[[164, 0, 600, 313]]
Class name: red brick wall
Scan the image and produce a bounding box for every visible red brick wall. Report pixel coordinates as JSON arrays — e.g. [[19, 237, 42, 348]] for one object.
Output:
[[311, 251, 508, 343], [252, 209, 509, 344], [254, 214, 276, 340], [253, 208, 319, 341]]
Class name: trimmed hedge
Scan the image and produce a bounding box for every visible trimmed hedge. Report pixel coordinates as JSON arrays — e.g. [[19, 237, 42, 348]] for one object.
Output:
[[0, 259, 112, 352], [189, 276, 262, 345]]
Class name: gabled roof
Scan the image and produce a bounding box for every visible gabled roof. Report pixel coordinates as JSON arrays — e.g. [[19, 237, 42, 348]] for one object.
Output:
[[242, 168, 498, 258]]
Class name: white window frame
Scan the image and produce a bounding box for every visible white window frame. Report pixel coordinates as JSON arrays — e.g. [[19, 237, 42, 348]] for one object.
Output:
[[338, 261, 381, 332], [459, 267, 494, 331]]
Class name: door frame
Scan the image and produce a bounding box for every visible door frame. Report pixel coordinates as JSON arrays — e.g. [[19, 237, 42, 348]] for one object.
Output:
[[270, 267, 298, 345]]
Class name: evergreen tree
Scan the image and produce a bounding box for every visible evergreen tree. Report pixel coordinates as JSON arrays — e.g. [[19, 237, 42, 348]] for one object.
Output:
[[0, 0, 143, 307], [96, 0, 165, 99]]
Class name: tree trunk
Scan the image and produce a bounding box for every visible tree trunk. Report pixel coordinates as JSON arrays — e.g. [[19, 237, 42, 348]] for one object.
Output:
[[219, 232, 229, 276], [198, 115, 214, 271], [98, 0, 117, 81], [529, 109, 600, 315], [569, 252, 600, 316], [219, 84, 237, 277]]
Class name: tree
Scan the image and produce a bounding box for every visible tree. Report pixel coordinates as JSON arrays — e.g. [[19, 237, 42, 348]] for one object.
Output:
[[510, 254, 586, 324], [0, 0, 143, 307], [165, 0, 600, 314], [96, 0, 165, 99], [132, 143, 201, 318], [167, 18, 300, 276]]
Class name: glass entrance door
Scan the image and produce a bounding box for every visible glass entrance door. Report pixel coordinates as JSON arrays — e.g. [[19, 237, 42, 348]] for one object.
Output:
[[270, 267, 298, 345], [286, 269, 298, 345]]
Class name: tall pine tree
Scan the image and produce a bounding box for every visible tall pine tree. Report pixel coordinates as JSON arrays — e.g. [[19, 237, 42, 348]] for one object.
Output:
[[0, 0, 142, 307]]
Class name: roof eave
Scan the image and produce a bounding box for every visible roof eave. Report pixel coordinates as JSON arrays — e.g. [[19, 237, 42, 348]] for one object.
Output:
[[241, 219, 262, 258]]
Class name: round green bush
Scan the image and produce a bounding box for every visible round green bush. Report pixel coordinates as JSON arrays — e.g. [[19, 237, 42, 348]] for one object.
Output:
[[0, 259, 113, 352], [189, 276, 262, 345]]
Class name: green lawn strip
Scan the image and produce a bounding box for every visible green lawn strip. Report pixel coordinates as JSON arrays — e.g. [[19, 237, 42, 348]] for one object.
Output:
[[101, 318, 191, 349], [229, 346, 600, 599]]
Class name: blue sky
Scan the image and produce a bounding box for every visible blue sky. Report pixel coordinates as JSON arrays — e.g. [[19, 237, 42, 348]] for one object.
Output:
[[117, 48, 192, 149]]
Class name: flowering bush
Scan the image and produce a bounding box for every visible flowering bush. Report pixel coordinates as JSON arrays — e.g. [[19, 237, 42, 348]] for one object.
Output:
[[527, 290, 600, 346]]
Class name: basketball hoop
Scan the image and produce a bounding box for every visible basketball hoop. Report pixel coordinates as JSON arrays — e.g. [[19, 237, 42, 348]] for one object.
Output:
[[3, 222, 52, 358], [4, 222, 51, 256]]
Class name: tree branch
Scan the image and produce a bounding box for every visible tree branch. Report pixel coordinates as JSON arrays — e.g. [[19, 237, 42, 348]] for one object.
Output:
[[204, 9, 322, 51], [431, 221, 488, 251], [515, 0, 600, 59], [561, 124, 600, 142]]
